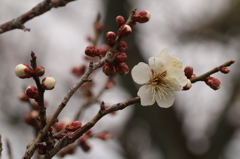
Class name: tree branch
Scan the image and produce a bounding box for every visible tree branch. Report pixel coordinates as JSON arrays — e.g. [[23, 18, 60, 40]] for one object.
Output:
[[0, 0, 76, 34], [22, 9, 136, 159], [190, 60, 235, 83], [44, 97, 140, 159]]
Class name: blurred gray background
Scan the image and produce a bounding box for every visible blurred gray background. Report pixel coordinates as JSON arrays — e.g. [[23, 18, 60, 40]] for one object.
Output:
[[0, 0, 239, 159]]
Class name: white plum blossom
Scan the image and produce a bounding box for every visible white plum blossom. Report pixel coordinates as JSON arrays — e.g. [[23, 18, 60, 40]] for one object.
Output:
[[131, 48, 188, 108]]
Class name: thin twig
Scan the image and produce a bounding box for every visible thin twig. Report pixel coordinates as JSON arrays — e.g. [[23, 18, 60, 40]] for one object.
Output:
[[6, 139, 12, 159], [0, 0, 76, 34], [44, 97, 140, 159], [0, 135, 2, 159], [30, 52, 46, 129], [190, 60, 235, 83], [73, 79, 109, 121]]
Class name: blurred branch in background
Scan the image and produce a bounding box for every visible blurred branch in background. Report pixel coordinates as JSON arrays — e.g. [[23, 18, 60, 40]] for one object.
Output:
[[182, 0, 240, 41], [0, 0, 76, 34]]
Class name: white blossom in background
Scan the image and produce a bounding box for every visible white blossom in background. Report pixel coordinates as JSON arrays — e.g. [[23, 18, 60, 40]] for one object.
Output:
[[131, 48, 188, 108]]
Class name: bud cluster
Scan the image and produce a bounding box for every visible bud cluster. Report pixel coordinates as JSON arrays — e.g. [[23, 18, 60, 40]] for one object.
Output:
[[15, 62, 57, 100], [102, 11, 151, 76]]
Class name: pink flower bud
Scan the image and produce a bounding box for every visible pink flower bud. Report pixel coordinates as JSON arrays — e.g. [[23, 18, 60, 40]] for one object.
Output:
[[65, 121, 82, 132], [104, 77, 115, 89], [15, 63, 34, 79], [24, 110, 39, 126], [133, 11, 151, 23], [106, 31, 116, 46], [129, 21, 137, 27], [102, 63, 116, 76], [97, 132, 112, 140], [114, 52, 128, 63], [116, 62, 129, 75], [34, 66, 45, 77], [42, 76, 56, 90], [117, 24, 132, 38], [71, 65, 86, 77], [205, 76, 221, 90], [59, 132, 73, 139], [116, 16, 125, 27], [53, 118, 70, 132], [184, 66, 193, 79], [32, 100, 48, 110], [190, 74, 196, 79], [17, 92, 29, 102], [219, 67, 230, 74], [85, 45, 99, 57], [95, 22, 104, 32], [79, 139, 91, 152], [37, 145, 46, 155], [25, 85, 39, 99], [98, 44, 109, 57], [183, 79, 192, 90], [117, 41, 128, 51]]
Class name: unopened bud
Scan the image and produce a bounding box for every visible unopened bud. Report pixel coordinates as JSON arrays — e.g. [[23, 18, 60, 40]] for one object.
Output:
[[102, 63, 116, 76], [133, 11, 151, 23], [117, 24, 132, 38], [37, 145, 46, 155], [117, 41, 128, 51], [106, 31, 116, 46], [184, 66, 193, 79], [53, 118, 71, 132], [71, 65, 86, 77], [98, 44, 109, 57], [59, 132, 73, 139], [116, 16, 125, 27], [205, 76, 221, 90], [25, 85, 38, 99], [116, 62, 129, 75], [65, 121, 82, 132], [32, 100, 48, 110], [85, 45, 99, 57], [183, 79, 192, 90], [97, 132, 112, 140], [15, 63, 34, 79], [79, 139, 91, 152], [104, 77, 115, 89], [35, 66, 45, 77], [219, 67, 230, 74], [18, 92, 29, 102], [114, 52, 128, 63], [129, 21, 137, 27], [95, 22, 104, 32], [24, 110, 39, 126], [42, 76, 56, 90], [191, 74, 196, 79]]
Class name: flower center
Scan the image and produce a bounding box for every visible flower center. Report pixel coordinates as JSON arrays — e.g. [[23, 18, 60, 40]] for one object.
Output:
[[144, 70, 174, 102]]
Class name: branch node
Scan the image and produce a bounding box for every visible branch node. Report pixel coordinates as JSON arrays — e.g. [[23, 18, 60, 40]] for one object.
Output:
[[100, 101, 105, 111]]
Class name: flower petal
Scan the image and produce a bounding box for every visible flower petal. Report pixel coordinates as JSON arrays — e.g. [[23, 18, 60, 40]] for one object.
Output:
[[171, 54, 183, 69], [137, 85, 155, 106], [148, 57, 166, 74], [131, 62, 151, 85], [167, 67, 188, 88], [158, 48, 172, 69], [155, 91, 175, 108]]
